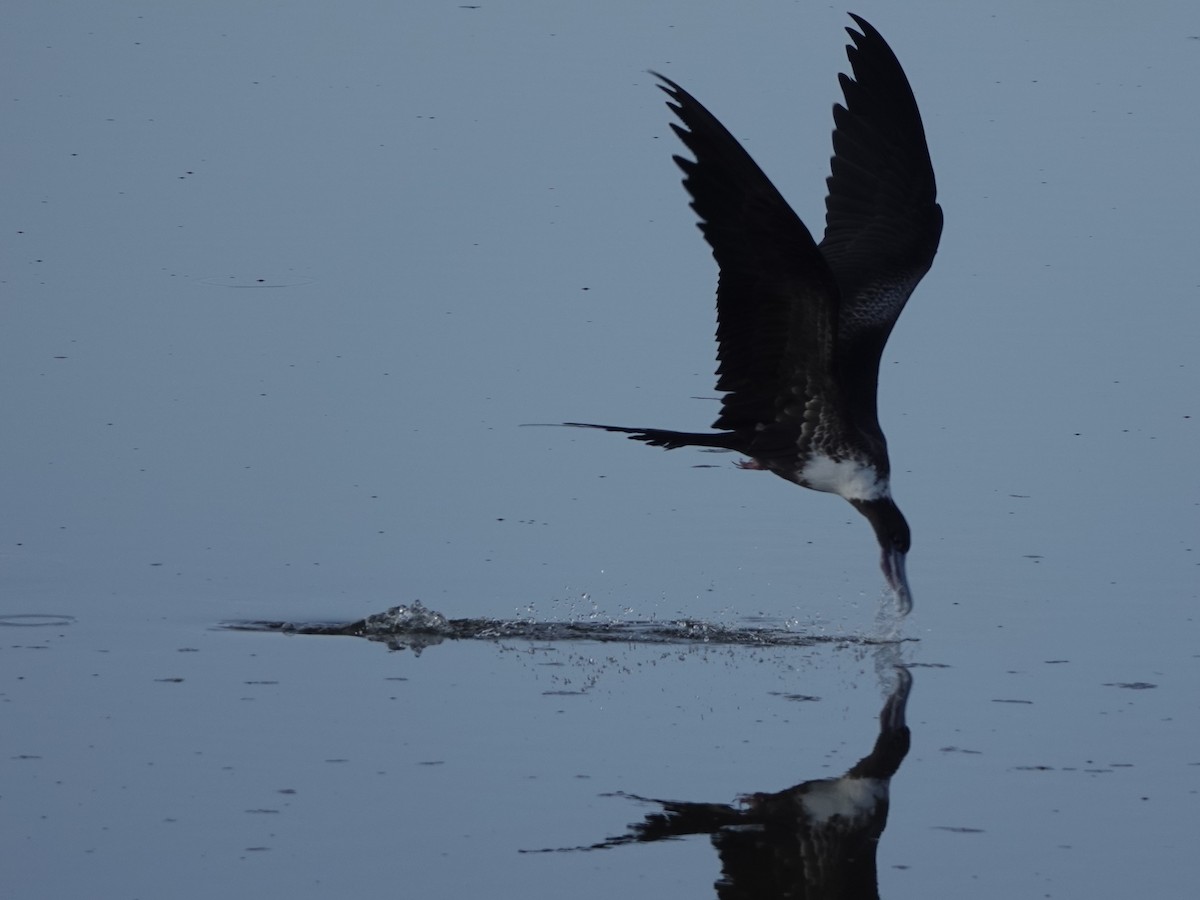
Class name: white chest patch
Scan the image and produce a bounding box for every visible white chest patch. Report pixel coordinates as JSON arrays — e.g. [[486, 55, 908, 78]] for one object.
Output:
[[799, 777, 887, 825], [797, 453, 887, 501]]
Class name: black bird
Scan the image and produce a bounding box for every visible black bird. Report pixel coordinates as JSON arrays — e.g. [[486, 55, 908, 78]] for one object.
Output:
[[567, 16, 942, 613], [575, 667, 915, 898]]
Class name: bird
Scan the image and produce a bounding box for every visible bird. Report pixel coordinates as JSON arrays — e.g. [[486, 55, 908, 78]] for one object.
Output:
[[574, 667, 914, 897], [565, 15, 942, 613]]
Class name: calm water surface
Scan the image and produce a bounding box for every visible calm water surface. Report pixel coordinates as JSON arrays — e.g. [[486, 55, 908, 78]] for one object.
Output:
[[3, 2, 1197, 898]]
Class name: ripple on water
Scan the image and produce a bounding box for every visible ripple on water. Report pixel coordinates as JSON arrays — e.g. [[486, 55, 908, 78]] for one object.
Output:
[[222, 601, 915, 653], [0, 614, 76, 627]]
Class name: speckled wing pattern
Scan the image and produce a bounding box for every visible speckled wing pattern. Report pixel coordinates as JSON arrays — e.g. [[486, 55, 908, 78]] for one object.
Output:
[[820, 16, 943, 425], [654, 74, 842, 454]]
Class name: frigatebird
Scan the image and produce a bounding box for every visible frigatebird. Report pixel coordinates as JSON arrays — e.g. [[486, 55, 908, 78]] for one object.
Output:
[[567, 16, 942, 613], [579, 667, 914, 896]]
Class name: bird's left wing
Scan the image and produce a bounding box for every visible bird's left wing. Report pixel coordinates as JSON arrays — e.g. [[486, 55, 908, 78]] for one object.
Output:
[[656, 73, 842, 437]]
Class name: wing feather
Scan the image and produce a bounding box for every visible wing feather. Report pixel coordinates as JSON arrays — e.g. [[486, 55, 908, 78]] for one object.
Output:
[[655, 74, 841, 437], [820, 16, 942, 342]]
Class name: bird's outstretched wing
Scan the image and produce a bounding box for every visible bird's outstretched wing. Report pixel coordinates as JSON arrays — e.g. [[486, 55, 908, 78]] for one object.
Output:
[[656, 74, 842, 440], [821, 15, 942, 377]]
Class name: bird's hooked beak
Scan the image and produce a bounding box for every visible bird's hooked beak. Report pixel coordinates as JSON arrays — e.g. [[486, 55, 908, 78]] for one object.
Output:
[[880, 543, 912, 616], [852, 497, 913, 615]]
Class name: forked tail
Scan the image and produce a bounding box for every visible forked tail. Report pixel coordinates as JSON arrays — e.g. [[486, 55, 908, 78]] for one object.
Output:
[[563, 422, 741, 451]]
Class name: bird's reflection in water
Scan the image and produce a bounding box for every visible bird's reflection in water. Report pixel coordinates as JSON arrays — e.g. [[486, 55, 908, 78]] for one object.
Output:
[[575, 666, 913, 900]]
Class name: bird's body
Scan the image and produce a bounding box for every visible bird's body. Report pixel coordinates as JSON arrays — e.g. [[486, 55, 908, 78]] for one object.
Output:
[[568, 16, 941, 612], [586, 667, 914, 897]]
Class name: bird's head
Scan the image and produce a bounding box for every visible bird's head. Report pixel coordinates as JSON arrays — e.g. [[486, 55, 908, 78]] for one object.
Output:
[[850, 497, 912, 615]]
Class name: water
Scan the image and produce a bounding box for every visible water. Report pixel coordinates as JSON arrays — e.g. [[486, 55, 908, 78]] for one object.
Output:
[[227, 600, 911, 652], [3, 2, 1198, 898]]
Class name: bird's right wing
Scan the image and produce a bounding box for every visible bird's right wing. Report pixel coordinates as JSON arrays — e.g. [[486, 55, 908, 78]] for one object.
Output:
[[820, 16, 943, 354]]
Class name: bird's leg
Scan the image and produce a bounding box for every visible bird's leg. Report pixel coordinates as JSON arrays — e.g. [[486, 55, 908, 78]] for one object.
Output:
[[734, 458, 768, 470]]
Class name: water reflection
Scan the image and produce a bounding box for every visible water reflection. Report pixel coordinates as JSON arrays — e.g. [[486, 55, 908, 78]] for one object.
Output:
[[231, 605, 916, 896], [539, 664, 913, 900]]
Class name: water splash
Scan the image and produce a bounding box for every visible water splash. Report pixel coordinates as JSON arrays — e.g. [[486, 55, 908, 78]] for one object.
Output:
[[223, 601, 916, 655]]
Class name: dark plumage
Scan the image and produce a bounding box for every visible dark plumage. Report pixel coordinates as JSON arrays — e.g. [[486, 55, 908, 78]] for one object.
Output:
[[581, 667, 915, 898], [568, 16, 941, 612]]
